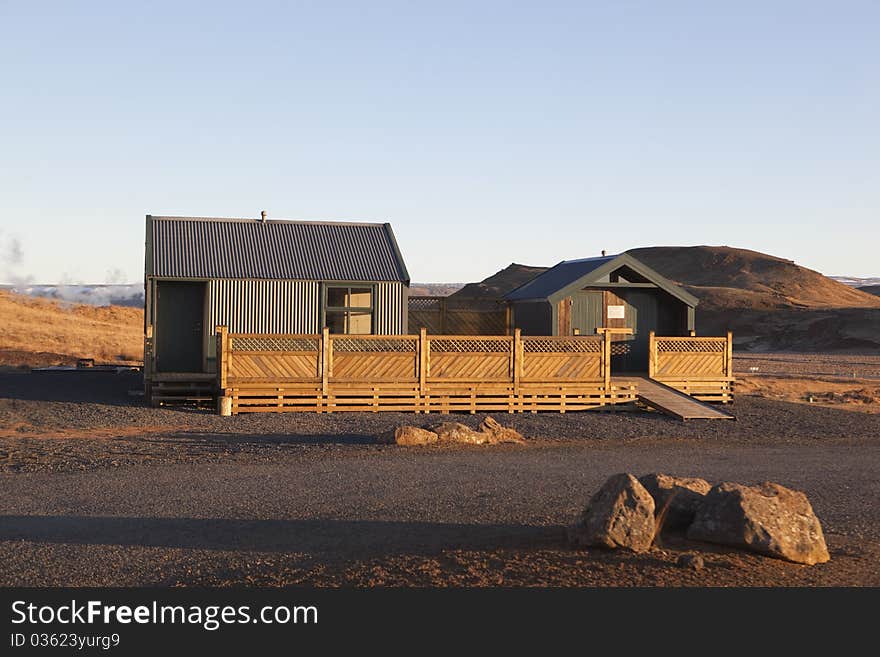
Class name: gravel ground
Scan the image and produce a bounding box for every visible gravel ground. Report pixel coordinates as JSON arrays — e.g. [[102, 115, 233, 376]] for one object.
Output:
[[734, 352, 880, 379], [1, 371, 878, 586]]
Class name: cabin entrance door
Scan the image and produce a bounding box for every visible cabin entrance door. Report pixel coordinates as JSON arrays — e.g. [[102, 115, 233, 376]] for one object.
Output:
[[156, 281, 205, 373], [613, 290, 657, 372]]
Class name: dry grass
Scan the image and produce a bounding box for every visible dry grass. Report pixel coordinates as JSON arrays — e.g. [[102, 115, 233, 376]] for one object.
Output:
[[0, 290, 143, 366], [737, 375, 880, 413]]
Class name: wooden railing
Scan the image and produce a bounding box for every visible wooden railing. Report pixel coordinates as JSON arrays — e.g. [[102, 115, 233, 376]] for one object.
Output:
[[215, 327, 632, 414], [648, 331, 734, 402]]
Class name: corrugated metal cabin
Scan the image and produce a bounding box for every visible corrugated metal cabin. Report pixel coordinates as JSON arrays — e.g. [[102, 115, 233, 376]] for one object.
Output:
[[505, 253, 699, 372], [144, 214, 410, 402]]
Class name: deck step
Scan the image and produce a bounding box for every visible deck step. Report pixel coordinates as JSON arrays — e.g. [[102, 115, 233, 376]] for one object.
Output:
[[147, 377, 216, 406]]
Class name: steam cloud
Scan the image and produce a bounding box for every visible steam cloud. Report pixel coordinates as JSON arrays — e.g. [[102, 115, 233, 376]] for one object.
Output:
[[1, 232, 143, 307]]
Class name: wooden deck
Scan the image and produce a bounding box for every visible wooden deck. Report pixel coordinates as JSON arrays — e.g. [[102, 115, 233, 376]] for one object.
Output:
[[619, 376, 735, 420], [209, 328, 735, 416]]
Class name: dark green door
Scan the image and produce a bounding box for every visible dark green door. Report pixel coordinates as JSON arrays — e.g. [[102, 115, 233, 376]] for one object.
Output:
[[617, 290, 657, 372], [156, 282, 205, 373]]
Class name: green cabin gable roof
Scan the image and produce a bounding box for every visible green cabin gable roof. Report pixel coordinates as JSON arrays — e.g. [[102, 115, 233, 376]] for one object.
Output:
[[504, 252, 699, 307], [145, 215, 410, 284]]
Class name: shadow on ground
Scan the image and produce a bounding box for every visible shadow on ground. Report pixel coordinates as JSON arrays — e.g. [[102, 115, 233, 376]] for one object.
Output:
[[0, 371, 145, 407], [143, 431, 379, 446], [0, 515, 562, 557]]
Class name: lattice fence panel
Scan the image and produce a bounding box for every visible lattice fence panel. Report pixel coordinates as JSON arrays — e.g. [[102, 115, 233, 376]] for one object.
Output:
[[429, 338, 511, 353], [332, 338, 417, 352], [610, 342, 631, 356], [231, 337, 319, 352], [523, 338, 602, 353], [408, 297, 442, 311], [657, 339, 725, 353]]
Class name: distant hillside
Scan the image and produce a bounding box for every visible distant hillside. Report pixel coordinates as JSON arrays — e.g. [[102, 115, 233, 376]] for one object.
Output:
[[627, 246, 880, 311], [409, 283, 464, 297], [859, 285, 880, 297], [831, 276, 880, 288], [0, 290, 142, 367], [626, 246, 880, 352], [452, 263, 548, 298]]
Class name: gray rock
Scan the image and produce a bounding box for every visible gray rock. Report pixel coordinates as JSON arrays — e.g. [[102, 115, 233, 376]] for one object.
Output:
[[430, 417, 525, 445], [639, 473, 711, 531], [377, 426, 438, 445], [687, 481, 830, 565], [479, 416, 526, 444], [676, 553, 705, 570], [569, 473, 656, 553], [431, 422, 492, 444]]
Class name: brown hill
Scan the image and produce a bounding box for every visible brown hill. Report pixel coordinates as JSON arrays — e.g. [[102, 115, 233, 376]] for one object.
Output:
[[0, 290, 143, 367], [627, 246, 880, 311], [626, 247, 880, 352], [452, 263, 548, 299]]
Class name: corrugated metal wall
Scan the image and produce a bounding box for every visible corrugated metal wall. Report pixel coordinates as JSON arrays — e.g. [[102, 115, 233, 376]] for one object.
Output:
[[207, 279, 407, 335], [208, 280, 321, 334], [374, 282, 407, 334]]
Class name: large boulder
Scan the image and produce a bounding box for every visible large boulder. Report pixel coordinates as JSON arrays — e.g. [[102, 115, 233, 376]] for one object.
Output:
[[639, 473, 712, 531], [378, 426, 439, 446], [687, 482, 830, 565], [479, 416, 526, 444], [568, 473, 656, 553]]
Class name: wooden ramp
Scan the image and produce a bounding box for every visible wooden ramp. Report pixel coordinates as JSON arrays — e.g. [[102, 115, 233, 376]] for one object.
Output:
[[626, 377, 735, 421]]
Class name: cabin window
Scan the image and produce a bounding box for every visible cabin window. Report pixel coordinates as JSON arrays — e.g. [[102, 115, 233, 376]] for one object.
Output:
[[323, 285, 374, 334]]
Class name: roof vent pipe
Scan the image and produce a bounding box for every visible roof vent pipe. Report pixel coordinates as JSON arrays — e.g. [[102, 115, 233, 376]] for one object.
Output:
[[260, 210, 267, 223]]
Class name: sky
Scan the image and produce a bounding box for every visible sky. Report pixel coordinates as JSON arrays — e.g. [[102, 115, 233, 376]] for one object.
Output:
[[1, 0, 878, 284]]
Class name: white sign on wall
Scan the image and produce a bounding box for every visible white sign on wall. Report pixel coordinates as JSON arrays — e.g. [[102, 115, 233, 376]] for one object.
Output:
[[607, 305, 625, 319]]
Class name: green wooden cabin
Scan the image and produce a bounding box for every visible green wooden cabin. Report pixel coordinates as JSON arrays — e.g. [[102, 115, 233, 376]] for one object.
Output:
[[505, 253, 699, 372]]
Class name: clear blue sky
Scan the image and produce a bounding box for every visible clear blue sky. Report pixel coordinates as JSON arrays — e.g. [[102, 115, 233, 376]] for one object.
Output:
[[1, 0, 878, 284]]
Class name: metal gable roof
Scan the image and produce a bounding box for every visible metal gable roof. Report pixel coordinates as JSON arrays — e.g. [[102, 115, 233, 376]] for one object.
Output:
[[504, 255, 617, 301], [147, 216, 410, 283], [504, 253, 698, 306]]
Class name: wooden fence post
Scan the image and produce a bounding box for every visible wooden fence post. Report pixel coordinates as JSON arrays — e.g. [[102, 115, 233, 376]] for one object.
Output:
[[648, 330, 656, 379], [603, 329, 611, 391], [216, 326, 228, 390], [321, 327, 330, 398], [726, 331, 733, 379], [216, 326, 232, 416], [419, 328, 427, 402], [513, 329, 522, 394]]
